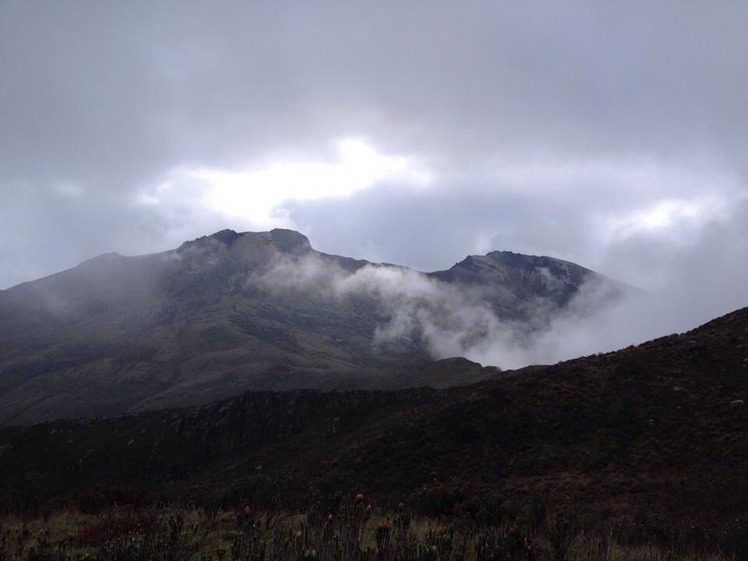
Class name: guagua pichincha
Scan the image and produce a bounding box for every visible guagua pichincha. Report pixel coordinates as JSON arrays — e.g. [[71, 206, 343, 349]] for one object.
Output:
[[0, 229, 625, 424]]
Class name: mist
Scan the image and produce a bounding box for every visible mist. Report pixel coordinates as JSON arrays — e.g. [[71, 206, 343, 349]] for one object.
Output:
[[254, 252, 664, 370], [1, 2, 746, 372]]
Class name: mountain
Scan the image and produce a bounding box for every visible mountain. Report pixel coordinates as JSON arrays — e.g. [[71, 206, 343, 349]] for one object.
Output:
[[430, 250, 627, 322], [0, 229, 624, 424], [0, 304, 745, 525]]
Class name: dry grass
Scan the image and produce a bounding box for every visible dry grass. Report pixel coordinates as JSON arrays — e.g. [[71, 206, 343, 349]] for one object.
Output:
[[1, 499, 744, 561]]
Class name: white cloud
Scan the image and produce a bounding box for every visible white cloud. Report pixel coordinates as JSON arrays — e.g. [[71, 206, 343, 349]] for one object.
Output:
[[254, 252, 628, 370], [138, 137, 428, 230], [607, 196, 728, 240]]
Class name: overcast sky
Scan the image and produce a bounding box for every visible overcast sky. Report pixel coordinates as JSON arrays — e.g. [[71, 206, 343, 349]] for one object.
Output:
[[2, 2, 748, 345]]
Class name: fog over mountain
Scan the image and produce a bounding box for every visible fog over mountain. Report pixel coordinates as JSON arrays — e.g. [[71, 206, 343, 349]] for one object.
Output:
[[0, 229, 632, 423], [258, 244, 630, 368], [2, 2, 747, 362]]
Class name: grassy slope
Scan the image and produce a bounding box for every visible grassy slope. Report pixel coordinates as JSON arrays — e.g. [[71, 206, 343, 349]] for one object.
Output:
[[1, 306, 746, 527]]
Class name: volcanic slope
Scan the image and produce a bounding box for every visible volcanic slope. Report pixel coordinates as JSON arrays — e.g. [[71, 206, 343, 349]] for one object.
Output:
[[0, 305, 745, 524], [0, 229, 623, 423]]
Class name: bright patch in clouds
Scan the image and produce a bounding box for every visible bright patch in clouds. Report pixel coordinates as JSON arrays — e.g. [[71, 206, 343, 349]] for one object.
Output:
[[610, 196, 729, 241], [147, 138, 428, 228]]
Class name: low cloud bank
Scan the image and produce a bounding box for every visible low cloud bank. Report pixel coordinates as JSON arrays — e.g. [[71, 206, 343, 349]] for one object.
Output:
[[283, 189, 748, 369], [254, 253, 663, 370]]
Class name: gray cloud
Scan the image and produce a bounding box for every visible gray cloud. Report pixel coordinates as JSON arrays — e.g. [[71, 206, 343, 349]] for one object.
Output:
[[1, 1, 747, 362], [4, 2, 746, 186]]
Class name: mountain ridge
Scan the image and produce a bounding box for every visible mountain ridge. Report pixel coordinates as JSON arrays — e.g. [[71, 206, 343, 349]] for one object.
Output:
[[0, 229, 626, 424]]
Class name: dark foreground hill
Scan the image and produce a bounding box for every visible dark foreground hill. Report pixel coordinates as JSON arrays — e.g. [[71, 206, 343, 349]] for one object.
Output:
[[1, 305, 746, 526], [0, 229, 623, 424]]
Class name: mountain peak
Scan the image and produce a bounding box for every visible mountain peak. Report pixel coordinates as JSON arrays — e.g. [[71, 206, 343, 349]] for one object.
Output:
[[426, 249, 609, 314], [447, 250, 592, 280], [208, 229, 241, 246], [267, 228, 312, 253], [178, 228, 312, 256]]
